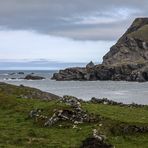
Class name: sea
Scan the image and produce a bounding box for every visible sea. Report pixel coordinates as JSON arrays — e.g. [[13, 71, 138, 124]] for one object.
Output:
[[0, 70, 148, 105]]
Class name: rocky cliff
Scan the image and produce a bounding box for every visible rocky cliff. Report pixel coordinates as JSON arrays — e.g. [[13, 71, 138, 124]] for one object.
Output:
[[52, 18, 148, 82], [103, 18, 148, 66]]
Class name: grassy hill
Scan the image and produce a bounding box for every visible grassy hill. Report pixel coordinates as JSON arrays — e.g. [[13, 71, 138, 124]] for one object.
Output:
[[0, 83, 148, 147]]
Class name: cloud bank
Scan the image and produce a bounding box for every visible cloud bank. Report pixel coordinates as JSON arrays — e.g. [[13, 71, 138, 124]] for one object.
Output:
[[0, 0, 147, 40]]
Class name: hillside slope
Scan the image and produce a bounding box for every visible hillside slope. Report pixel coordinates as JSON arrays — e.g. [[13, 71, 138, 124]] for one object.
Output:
[[103, 18, 148, 65]]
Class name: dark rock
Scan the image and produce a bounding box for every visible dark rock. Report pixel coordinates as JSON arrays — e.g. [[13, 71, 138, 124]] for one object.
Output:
[[80, 137, 113, 148], [111, 124, 148, 135], [18, 72, 24, 74], [11, 78, 17, 80], [20, 84, 25, 87], [24, 75, 45, 80], [51, 68, 86, 81], [86, 61, 95, 69], [9, 72, 16, 75]]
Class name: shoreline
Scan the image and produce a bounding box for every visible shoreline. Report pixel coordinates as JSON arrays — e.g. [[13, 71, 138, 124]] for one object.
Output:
[[1, 81, 148, 106]]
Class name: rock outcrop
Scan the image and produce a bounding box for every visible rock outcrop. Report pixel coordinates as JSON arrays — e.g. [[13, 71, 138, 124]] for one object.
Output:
[[103, 18, 148, 65], [86, 61, 95, 69], [52, 18, 148, 82], [24, 74, 45, 80]]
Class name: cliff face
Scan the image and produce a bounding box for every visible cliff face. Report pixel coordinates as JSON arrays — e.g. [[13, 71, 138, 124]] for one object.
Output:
[[52, 18, 148, 82], [103, 18, 148, 65]]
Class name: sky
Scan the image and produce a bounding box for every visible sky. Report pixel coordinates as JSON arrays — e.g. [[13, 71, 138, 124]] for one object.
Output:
[[0, 0, 148, 64]]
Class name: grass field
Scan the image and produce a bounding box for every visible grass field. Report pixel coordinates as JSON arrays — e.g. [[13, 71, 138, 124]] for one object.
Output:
[[0, 83, 148, 148]]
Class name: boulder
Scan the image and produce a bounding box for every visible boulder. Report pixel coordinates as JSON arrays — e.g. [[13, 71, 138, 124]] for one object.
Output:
[[18, 72, 24, 74], [80, 129, 113, 148], [86, 61, 95, 69]]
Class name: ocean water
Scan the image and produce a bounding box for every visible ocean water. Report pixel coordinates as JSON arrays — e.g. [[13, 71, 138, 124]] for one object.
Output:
[[0, 70, 148, 105]]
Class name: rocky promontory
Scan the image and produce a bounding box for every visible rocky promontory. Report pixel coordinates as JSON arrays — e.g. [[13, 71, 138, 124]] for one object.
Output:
[[52, 18, 148, 82]]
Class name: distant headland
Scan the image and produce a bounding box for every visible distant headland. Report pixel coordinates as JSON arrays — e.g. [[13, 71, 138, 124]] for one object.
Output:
[[52, 18, 148, 82]]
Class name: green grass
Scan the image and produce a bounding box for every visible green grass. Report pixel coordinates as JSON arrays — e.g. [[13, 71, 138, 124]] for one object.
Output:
[[0, 93, 93, 148], [128, 24, 148, 41], [0, 83, 148, 147], [83, 103, 148, 124]]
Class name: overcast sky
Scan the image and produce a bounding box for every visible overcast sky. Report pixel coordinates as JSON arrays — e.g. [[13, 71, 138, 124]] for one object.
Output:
[[0, 0, 147, 63]]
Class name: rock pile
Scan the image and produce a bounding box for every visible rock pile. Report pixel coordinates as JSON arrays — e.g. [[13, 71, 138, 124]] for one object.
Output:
[[29, 96, 99, 127]]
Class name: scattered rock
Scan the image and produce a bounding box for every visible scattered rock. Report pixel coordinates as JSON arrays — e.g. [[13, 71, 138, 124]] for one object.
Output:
[[90, 97, 145, 108], [111, 124, 148, 135]]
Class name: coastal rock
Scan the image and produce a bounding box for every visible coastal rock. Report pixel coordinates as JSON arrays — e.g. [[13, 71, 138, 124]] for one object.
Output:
[[103, 18, 148, 65], [18, 72, 24, 74], [24, 74, 45, 80], [52, 18, 148, 82], [52, 68, 86, 81], [86, 61, 95, 69]]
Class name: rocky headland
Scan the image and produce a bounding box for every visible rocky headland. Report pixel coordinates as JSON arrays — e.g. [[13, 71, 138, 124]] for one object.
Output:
[[52, 18, 148, 82]]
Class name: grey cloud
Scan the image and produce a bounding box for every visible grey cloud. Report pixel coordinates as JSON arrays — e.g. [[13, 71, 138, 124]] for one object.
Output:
[[0, 0, 148, 40]]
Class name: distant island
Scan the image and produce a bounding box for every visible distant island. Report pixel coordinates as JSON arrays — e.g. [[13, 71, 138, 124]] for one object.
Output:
[[52, 18, 148, 82]]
